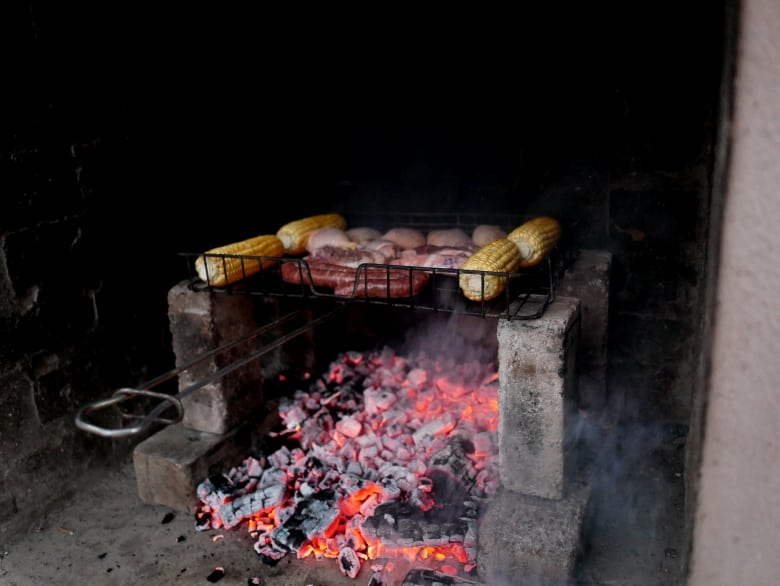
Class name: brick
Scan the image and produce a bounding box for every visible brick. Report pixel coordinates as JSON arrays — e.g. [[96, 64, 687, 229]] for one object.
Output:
[[497, 296, 580, 500], [132, 422, 246, 514], [167, 281, 264, 434]]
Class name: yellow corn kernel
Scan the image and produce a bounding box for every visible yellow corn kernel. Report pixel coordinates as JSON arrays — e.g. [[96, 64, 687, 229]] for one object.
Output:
[[195, 234, 284, 287], [506, 216, 562, 267], [276, 213, 347, 255], [458, 237, 522, 301]]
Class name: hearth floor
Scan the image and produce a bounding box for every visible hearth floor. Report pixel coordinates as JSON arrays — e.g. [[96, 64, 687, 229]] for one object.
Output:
[[0, 418, 687, 586]]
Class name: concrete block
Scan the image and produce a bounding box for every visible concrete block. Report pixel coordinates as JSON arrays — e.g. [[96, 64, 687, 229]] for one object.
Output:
[[558, 249, 612, 409], [477, 464, 591, 586], [132, 422, 245, 513], [497, 296, 580, 499], [167, 281, 264, 434]]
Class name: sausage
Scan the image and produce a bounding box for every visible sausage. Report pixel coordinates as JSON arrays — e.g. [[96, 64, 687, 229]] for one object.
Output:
[[280, 259, 428, 297], [335, 268, 430, 298], [280, 259, 357, 289]]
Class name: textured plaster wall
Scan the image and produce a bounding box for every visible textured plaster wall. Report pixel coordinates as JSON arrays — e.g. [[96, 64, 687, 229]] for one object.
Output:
[[689, 0, 780, 583]]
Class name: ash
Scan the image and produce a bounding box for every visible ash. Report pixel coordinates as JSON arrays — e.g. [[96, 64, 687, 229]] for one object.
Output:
[[195, 346, 501, 578]]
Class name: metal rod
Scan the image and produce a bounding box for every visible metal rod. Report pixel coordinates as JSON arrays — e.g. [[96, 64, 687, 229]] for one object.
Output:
[[74, 304, 345, 439]]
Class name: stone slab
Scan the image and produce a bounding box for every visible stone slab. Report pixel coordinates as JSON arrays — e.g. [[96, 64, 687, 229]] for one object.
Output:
[[497, 296, 580, 499], [132, 422, 246, 514], [477, 464, 592, 586]]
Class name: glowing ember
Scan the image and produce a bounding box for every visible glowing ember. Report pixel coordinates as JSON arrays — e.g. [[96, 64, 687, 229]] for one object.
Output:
[[195, 347, 500, 579]]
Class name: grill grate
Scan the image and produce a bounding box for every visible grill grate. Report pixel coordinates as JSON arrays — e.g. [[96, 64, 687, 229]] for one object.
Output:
[[179, 213, 570, 320]]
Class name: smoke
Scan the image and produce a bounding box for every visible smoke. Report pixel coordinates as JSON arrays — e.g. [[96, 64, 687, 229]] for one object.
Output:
[[396, 311, 499, 369]]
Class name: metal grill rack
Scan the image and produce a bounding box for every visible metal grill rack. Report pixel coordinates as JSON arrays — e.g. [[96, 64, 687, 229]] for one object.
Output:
[[179, 212, 571, 321]]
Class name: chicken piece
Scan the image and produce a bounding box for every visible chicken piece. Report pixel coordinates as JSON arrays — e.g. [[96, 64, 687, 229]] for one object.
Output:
[[359, 239, 401, 263], [305, 227, 356, 253], [426, 228, 473, 248], [472, 224, 508, 247], [382, 227, 426, 250], [346, 226, 383, 244], [393, 245, 475, 269]]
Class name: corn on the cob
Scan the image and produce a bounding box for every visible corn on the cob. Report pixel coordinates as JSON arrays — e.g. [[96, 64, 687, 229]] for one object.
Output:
[[195, 234, 284, 287], [506, 216, 562, 267], [458, 237, 522, 301], [276, 213, 347, 255]]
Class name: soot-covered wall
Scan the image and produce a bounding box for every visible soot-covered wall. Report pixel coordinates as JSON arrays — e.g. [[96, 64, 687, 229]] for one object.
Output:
[[1, 3, 726, 543]]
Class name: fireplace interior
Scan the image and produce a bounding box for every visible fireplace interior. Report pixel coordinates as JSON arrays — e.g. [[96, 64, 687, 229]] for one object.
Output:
[[1, 2, 754, 585]]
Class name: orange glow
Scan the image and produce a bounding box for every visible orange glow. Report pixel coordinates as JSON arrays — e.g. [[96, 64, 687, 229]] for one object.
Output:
[[339, 484, 382, 517]]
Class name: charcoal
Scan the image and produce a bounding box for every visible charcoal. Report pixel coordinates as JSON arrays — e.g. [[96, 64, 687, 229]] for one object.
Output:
[[161, 511, 175, 524], [194, 511, 211, 530], [193, 347, 501, 576], [338, 546, 361, 579], [401, 569, 485, 586], [206, 566, 225, 582], [271, 525, 307, 551], [217, 484, 287, 529]]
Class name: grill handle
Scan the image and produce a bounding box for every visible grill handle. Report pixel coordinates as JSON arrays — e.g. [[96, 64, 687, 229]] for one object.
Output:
[[74, 304, 345, 439]]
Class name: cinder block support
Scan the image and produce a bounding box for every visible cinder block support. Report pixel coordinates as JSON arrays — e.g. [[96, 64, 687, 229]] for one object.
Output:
[[133, 423, 245, 513], [558, 249, 612, 410], [167, 281, 264, 435], [478, 467, 591, 586], [497, 296, 581, 500]]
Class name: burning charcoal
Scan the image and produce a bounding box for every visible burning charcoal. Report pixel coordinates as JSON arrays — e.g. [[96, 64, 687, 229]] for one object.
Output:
[[401, 569, 485, 586], [271, 525, 307, 551], [358, 444, 379, 464], [267, 445, 292, 469], [298, 481, 316, 498], [336, 415, 362, 438], [258, 467, 286, 489], [217, 484, 287, 529], [245, 457, 264, 478], [377, 478, 402, 500], [338, 546, 361, 579], [364, 387, 398, 414], [421, 522, 445, 546], [406, 367, 428, 389], [396, 517, 423, 545], [470, 432, 494, 458], [196, 474, 234, 508], [194, 511, 213, 531], [206, 566, 225, 582], [412, 415, 456, 448]]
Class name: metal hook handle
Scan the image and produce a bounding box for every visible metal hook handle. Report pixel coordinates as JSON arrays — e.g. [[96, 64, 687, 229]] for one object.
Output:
[[74, 388, 183, 439], [74, 305, 346, 439]]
